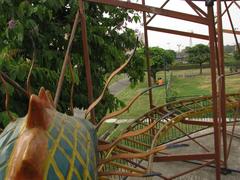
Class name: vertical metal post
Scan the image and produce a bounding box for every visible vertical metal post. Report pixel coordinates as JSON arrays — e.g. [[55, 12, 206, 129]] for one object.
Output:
[[164, 58, 168, 103], [223, 1, 240, 52], [79, 0, 96, 124], [54, 12, 80, 107], [217, 0, 228, 170], [207, 2, 221, 180], [142, 0, 153, 109]]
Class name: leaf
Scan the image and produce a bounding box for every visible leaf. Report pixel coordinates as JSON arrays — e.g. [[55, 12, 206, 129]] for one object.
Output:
[[18, 1, 28, 17], [13, 21, 24, 44], [0, 83, 14, 96], [0, 111, 18, 127], [73, 68, 79, 85], [25, 19, 37, 30]]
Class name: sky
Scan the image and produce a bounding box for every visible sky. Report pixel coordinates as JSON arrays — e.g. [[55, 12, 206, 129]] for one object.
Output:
[[126, 0, 240, 51]]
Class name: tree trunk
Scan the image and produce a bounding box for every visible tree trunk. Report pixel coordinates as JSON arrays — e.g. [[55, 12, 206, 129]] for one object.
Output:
[[150, 69, 157, 82], [200, 63, 203, 75]]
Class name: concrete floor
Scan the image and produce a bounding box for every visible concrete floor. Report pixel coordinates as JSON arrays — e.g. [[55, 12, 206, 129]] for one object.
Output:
[[128, 123, 240, 180]]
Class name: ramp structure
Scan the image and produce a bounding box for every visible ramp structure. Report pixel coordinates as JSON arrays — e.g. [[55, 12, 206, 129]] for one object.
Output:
[[98, 93, 240, 178]]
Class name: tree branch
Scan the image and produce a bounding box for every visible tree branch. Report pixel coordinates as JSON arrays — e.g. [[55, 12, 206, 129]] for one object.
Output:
[[0, 71, 29, 98]]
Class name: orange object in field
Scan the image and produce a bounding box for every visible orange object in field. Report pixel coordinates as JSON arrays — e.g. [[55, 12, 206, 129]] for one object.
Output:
[[158, 78, 163, 85]]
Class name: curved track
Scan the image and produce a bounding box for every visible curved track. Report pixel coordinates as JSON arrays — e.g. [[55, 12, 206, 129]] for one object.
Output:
[[97, 93, 240, 178]]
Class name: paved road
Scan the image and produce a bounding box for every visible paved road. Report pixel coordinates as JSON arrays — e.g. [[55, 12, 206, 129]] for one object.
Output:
[[109, 78, 130, 95]]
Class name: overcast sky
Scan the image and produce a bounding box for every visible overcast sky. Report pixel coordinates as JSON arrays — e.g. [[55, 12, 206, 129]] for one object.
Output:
[[126, 0, 240, 51]]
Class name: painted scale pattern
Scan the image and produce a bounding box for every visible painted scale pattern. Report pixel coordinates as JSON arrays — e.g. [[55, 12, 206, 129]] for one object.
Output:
[[0, 111, 98, 180]]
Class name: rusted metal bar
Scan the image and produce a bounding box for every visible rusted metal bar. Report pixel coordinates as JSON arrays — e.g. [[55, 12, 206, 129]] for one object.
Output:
[[84, 0, 209, 25], [207, 3, 221, 179], [186, 0, 208, 17], [142, 0, 153, 109], [216, 0, 234, 23], [79, 0, 96, 123], [187, 2, 203, 17], [124, 159, 146, 170], [227, 131, 240, 139], [98, 120, 160, 151], [96, 84, 164, 129], [222, 29, 240, 35], [68, 59, 75, 114], [107, 161, 145, 174], [147, 26, 209, 40], [146, 0, 170, 25], [181, 119, 214, 126], [169, 160, 215, 179], [85, 47, 137, 119], [171, 123, 210, 152], [217, 0, 228, 171], [223, 0, 240, 52], [153, 153, 215, 162], [233, 0, 240, 9], [172, 131, 214, 145], [125, 138, 151, 148], [99, 145, 166, 165], [0, 71, 29, 98], [54, 11, 80, 107], [27, 35, 36, 95], [227, 104, 240, 160]]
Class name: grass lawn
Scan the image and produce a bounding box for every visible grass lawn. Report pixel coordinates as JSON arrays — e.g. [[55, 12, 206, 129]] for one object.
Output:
[[115, 71, 169, 119], [115, 68, 240, 119], [98, 68, 240, 140]]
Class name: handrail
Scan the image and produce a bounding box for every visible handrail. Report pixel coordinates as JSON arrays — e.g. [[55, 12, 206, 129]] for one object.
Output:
[[96, 84, 165, 129], [127, 93, 240, 130], [98, 94, 240, 176], [98, 119, 160, 151], [85, 46, 137, 119], [146, 100, 239, 173]]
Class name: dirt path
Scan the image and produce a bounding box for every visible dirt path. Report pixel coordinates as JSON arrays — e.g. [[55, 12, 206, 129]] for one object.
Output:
[[109, 78, 130, 95]]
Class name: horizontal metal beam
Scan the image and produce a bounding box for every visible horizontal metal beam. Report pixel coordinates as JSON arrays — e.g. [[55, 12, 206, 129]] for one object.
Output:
[[147, 26, 209, 40], [84, 0, 208, 25], [222, 29, 240, 35], [154, 153, 215, 162]]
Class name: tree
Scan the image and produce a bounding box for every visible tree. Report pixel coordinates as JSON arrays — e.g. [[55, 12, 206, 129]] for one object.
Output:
[[186, 44, 210, 75], [149, 47, 176, 82], [0, 0, 144, 128], [132, 47, 176, 82], [224, 45, 235, 53], [233, 50, 240, 61]]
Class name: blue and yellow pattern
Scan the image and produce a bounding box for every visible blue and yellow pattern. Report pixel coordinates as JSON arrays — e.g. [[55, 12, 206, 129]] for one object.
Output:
[[0, 118, 25, 179], [0, 111, 97, 180]]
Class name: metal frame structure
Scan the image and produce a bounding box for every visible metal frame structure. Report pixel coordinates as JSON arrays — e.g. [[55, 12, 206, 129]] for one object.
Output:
[[97, 93, 240, 178], [52, 0, 240, 179]]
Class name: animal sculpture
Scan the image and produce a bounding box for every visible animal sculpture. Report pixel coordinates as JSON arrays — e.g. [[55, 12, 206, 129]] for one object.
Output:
[[0, 88, 97, 180]]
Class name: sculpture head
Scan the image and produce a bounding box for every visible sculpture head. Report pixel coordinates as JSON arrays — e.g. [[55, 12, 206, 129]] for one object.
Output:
[[6, 88, 55, 180], [0, 88, 97, 180]]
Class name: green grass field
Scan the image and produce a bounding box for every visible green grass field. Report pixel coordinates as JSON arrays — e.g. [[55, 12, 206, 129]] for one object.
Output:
[[98, 67, 240, 140], [115, 68, 240, 119], [115, 71, 169, 119]]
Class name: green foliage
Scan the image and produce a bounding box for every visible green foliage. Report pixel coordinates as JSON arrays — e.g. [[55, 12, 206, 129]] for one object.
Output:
[[0, 0, 143, 127], [150, 48, 176, 67], [185, 44, 210, 74], [224, 45, 235, 53], [134, 47, 176, 81], [0, 111, 18, 128], [234, 50, 240, 61], [126, 48, 145, 86], [166, 89, 178, 102]]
